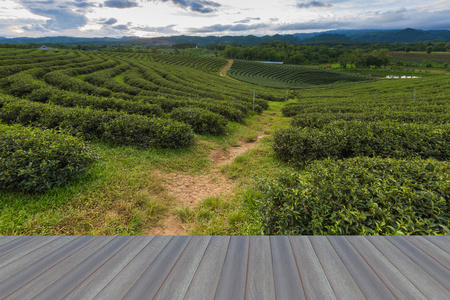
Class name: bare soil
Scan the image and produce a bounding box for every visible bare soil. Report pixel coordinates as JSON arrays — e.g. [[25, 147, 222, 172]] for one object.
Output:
[[220, 59, 234, 77], [145, 135, 266, 235]]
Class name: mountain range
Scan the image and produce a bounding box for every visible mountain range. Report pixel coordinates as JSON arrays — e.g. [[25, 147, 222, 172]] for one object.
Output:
[[1, 28, 449, 46]]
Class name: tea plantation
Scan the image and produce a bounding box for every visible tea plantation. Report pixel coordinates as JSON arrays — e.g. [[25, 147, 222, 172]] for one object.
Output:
[[0, 47, 448, 236], [228, 59, 375, 88], [0, 49, 280, 193], [262, 74, 450, 235]]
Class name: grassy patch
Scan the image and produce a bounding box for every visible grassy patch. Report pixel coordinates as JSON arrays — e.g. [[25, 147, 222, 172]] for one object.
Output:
[[0, 143, 180, 235]]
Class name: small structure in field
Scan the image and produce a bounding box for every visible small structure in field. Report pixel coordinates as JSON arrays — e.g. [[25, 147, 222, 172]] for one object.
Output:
[[256, 61, 284, 64], [39, 45, 57, 50]]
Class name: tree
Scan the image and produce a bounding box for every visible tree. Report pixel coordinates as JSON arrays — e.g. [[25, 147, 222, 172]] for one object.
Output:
[[426, 46, 433, 54], [377, 49, 391, 67], [446, 43, 450, 52], [405, 46, 411, 53], [338, 52, 354, 69]]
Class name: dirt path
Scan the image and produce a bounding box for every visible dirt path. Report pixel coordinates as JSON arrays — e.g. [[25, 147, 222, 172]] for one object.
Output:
[[220, 59, 234, 77], [145, 134, 266, 235]]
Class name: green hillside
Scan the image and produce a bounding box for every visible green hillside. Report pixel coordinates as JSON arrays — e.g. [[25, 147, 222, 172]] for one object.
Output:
[[228, 60, 375, 88]]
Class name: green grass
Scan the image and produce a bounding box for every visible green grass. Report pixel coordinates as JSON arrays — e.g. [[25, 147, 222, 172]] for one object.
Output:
[[0, 103, 288, 235]]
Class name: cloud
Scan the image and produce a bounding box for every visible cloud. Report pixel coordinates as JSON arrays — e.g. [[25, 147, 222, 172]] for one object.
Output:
[[18, 0, 89, 30], [21, 23, 47, 32], [112, 24, 129, 30], [354, 8, 450, 30], [151, 0, 221, 14], [296, 1, 332, 9], [133, 24, 179, 34], [103, 0, 139, 8], [101, 18, 118, 25], [70, 0, 97, 8], [234, 17, 261, 24], [275, 20, 351, 31], [188, 22, 269, 33]]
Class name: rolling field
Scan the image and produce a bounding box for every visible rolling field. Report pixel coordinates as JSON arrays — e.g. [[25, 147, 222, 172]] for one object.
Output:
[[265, 74, 450, 235], [390, 51, 450, 64], [0, 48, 449, 235], [227, 59, 375, 88], [0, 48, 281, 234]]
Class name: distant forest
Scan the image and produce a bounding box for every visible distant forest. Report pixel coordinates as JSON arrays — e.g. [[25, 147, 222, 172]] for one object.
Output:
[[219, 41, 450, 66]]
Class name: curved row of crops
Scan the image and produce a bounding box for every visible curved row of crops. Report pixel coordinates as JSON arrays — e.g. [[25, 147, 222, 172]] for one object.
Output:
[[228, 59, 375, 88], [0, 49, 276, 139], [0, 48, 281, 191], [258, 74, 450, 235]]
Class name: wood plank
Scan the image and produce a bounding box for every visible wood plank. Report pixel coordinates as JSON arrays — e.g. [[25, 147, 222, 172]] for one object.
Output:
[[153, 236, 211, 300], [4, 237, 110, 300], [0, 236, 58, 269], [183, 236, 230, 300], [309, 236, 365, 300], [214, 236, 250, 300], [0, 237, 76, 281], [123, 236, 191, 299], [368, 236, 450, 299], [33, 236, 131, 300], [289, 237, 336, 299], [0, 236, 36, 256], [386, 236, 450, 290], [328, 236, 395, 299], [347, 236, 426, 300], [93, 236, 171, 300], [406, 237, 450, 269], [0, 236, 20, 247], [64, 237, 152, 300], [424, 237, 450, 254], [245, 236, 275, 300], [270, 236, 306, 300]]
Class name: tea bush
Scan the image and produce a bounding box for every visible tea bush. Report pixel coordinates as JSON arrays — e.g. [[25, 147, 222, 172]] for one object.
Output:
[[273, 120, 450, 166], [256, 157, 450, 235], [170, 107, 228, 135], [0, 123, 98, 192], [290, 111, 450, 128], [0, 98, 194, 149]]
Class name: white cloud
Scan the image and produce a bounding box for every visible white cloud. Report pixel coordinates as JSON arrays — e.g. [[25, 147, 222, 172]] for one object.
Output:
[[0, 0, 448, 37]]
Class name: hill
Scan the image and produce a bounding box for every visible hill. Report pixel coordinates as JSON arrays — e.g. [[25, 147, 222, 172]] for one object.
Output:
[[1, 29, 449, 47], [348, 28, 450, 43], [300, 33, 350, 43]]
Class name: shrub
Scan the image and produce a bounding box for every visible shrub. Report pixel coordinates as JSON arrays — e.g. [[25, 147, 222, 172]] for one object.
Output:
[[0, 98, 194, 149], [256, 157, 450, 235], [273, 121, 450, 166], [0, 123, 97, 192], [290, 112, 450, 128], [170, 107, 228, 135]]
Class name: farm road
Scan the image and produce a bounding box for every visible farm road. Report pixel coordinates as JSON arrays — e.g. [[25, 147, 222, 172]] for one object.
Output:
[[220, 59, 234, 77], [146, 134, 266, 235]]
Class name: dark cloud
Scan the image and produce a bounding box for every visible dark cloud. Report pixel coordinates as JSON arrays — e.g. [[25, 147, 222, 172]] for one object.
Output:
[[112, 24, 129, 30], [275, 20, 350, 31], [18, 0, 89, 30], [234, 17, 261, 24], [21, 23, 47, 32], [70, 0, 97, 8], [101, 18, 118, 25], [133, 24, 179, 34], [152, 0, 221, 14], [355, 8, 450, 30], [296, 1, 332, 9], [188, 23, 269, 33], [104, 0, 139, 8]]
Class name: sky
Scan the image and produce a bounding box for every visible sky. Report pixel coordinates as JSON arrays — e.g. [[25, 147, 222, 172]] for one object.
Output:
[[0, 0, 449, 38]]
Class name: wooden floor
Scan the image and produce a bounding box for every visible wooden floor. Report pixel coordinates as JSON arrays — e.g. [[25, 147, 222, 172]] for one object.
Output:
[[0, 236, 448, 299]]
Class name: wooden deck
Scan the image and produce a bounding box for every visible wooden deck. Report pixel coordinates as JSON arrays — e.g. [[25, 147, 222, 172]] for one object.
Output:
[[0, 236, 448, 299]]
